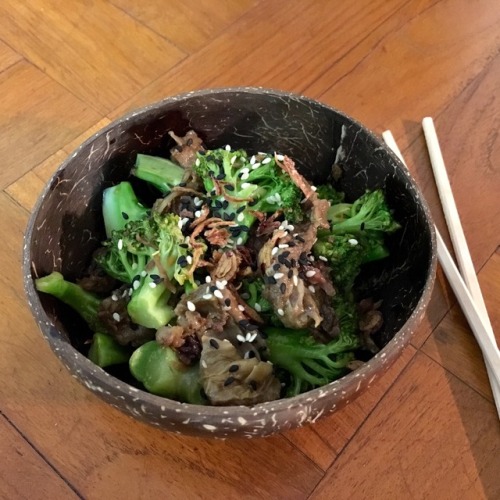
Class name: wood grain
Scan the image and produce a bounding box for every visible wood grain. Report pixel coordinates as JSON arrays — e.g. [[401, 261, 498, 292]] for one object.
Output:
[[422, 250, 500, 402], [0, 414, 78, 500], [1, 0, 499, 496], [0, 0, 186, 112], [110, 0, 258, 54], [311, 352, 500, 500], [0, 61, 100, 190]]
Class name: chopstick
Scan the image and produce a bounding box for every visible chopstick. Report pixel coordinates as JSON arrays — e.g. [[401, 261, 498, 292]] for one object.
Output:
[[382, 129, 500, 418]]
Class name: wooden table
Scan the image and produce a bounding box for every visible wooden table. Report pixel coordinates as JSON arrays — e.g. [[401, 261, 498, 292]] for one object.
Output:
[[1, 1, 499, 498]]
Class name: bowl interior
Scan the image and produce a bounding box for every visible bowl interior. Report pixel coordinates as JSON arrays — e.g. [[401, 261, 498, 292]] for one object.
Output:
[[26, 88, 434, 402]]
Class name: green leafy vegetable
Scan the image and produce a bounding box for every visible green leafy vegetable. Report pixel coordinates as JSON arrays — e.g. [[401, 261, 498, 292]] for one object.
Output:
[[88, 332, 130, 367], [129, 341, 206, 404], [132, 154, 185, 194]]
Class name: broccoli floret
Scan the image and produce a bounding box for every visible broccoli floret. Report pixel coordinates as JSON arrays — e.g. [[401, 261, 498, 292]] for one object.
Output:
[[129, 341, 206, 404], [327, 189, 400, 235], [96, 212, 198, 329], [265, 327, 358, 397], [35, 271, 104, 332], [132, 154, 185, 194], [102, 181, 149, 238], [240, 277, 272, 314], [194, 148, 302, 245], [314, 188, 399, 291], [316, 184, 345, 205]]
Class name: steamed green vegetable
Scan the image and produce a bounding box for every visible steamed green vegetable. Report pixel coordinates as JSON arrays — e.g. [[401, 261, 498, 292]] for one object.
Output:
[[88, 332, 130, 367], [132, 154, 184, 194], [129, 341, 206, 404]]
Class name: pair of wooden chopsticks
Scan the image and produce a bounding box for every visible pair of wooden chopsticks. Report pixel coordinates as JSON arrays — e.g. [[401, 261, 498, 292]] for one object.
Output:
[[382, 121, 500, 420]]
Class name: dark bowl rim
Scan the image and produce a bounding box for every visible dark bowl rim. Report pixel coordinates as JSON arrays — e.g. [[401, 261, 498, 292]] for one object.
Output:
[[23, 86, 437, 419]]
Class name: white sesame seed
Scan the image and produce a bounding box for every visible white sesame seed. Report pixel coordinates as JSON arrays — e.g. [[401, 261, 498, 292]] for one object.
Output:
[[186, 255, 193, 264], [117, 239, 123, 250], [121, 289, 128, 298], [240, 167, 249, 175], [311, 185, 317, 191], [187, 301, 196, 312], [181, 217, 190, 226], [305, 270, 316, 278], [293, 275, 299, 286], [149, 282, 157, 288], [274, 193, 282, 202], [238, 305, 245, 312], [195, 158, 201, 167], [308, 285, 316, 293], [271, 247, 279, 256], [254, 303, 262, 312], [278, 244, 289, 249], [216, 280, 227, 290], [309, 255, 315, 261], [214, 290, 224, 299], [111, 294, 118, 301], [241, 182, 252, 189], [274, 272, 284, 279], [195, 210, 201, 218], [241, 172, 249, 180], [193, 196, 202, 206], [230, 155, 237, 165], [225, 144, 231, 151], [236, 237, 243, 245], [177, 219, 183, 229], [133, 280, 140, 290], [201, 360, 207, 369], [286, 224, 295, 231], [266, 195, 276, 204], [319, 255, 328, 262], [275, 153, 285, 161], [236, 334, 246, 343], [128, 288, 133, 296], [348, 238, 359, 246], [277, 308, 285, 316], [248, 332, 258, 343], [131, 262, 138, 270], [262, 157, 272, 164], [203, 294, 213, 300], [112, 313, 120, 322], [237, 213, 245, 222], [252, 162, 261, 170], [250, 155, 256, 165], [205, 276, 212, 283], [140, 270, 147, 277]]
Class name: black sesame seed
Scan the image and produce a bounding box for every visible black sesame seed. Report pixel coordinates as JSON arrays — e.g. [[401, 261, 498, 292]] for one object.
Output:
[[226, 212, 236, 221], [224, 376, 235, 387], [229, 227, 241, 237], [239, 225, 249, 232], [224, 298, 231, 307], [281, 250, 290, 258], [360, 222, 365, 231], [299, 252, 307, 261], [179, 243, 189, 249], [209, 285, 217, 293], [206, 155, 215, 162], [150, 274, 161, 283], [209, 339, 219, 349], [248, 380, 257, 391], [236, 206, 245, 213], [122, 211, 129, 220], [265, 275, 277, 285], [283, 259, 292, 269], [212, 211, 222, 219], [229, 364, 239, 373], [221, 200, 229, 209], [296, 235, 305, 243], [199, 150, 206, 156], [288, 241, 296, 247], [247, 350, 256, 359], [248, 199, 258, 206], [273, 263, 281, 271], [186, 138, 193, 146], [246, 323, 259, 331], [174, 144, 183, 152], [214, 200, 223, 209], [238, 319, 250, 329], [216, 173, 225, 180], [132, 274, 140, 283], [280, 282, 286, 294], [291, 258, 297, 267], [288, 269, 293, 279], [225, 184, 235, 191], [178, 182, 187, 187]]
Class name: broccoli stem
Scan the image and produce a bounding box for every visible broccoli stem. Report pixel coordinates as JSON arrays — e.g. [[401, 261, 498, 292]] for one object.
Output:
[[129, 341, 206, 404], [102, 181, 148, 238], [35, 272, 103, 332], [88, 332, 130, 367], [127, 274, 174, 329], [132, 154, 184, 194]]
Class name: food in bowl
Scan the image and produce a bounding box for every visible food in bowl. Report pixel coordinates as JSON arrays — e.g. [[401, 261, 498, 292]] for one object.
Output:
[[24, 88, 436, 437], [35, 129, 400, 407]]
